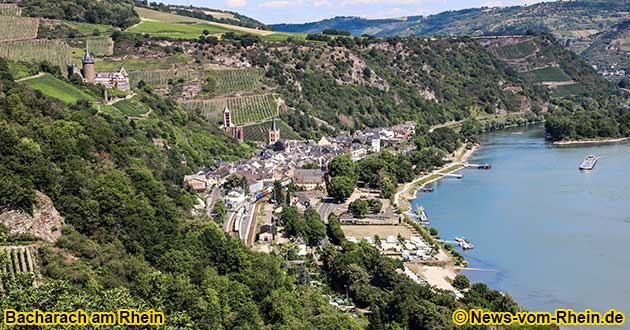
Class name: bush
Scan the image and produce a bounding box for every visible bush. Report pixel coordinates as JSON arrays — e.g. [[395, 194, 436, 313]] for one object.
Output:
[[453, 274, 470, 290]]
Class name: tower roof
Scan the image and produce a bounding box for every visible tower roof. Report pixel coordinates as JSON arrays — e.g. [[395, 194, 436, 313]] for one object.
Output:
[[271, 117, 278, 131], [82, 48, 94, 64], [224, 106, 230, 113]]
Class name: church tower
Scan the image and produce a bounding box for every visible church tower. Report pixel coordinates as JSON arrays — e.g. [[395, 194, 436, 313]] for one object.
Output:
[[81, 47, 95, 83], [223, 106, 233, 128], [268, 117, 280, 145]]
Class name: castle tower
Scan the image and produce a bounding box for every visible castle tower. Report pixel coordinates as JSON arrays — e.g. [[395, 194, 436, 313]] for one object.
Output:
[[268, 117, 280, 145], [81, 47, 95, 83], [223, 106, 233, 128]]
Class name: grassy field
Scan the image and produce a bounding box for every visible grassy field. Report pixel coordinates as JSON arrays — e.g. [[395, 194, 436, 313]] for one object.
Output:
[[66, 21, 116, 35], [0, 39, 71, 68], [22, 74, 98, 103], [128, 21, 233, 39], [242, 119, 302, 142], [0, 16, 39, 41], [529, 66, 572, 82], [341, 224, 419, 240], [492, 40, 537, 59], [182, 94, 277, 125], [135, 7, 206, 24], [114, 97, 151, 117], [552, 83, 585, 97], [95, 54, 193, 71], [206, 68, 263, 94]]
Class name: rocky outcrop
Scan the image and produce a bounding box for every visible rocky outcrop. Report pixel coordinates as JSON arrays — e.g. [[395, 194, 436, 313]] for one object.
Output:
[[0, 191, 64, 243]]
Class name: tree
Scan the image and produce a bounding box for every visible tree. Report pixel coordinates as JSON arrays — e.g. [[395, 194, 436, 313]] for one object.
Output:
[[327, 214, 345, 245], [348, 199, 369, 218], [328, 155, 357, 181], [453, 274, 470, 290], [378, 176, 396, 199], [273, 180, 285, 205], [304, 209, 326, 246], [367, 199, 382, 214], [327, 176, 355, 203], [212, 200, 227, 224]]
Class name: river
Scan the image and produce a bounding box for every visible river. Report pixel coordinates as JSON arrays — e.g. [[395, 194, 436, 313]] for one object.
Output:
[[411, 126, 630, 322]]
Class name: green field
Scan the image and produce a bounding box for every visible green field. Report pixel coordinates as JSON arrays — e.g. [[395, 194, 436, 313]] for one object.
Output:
[[206, 68, 263, 94], [0, 39, 71, 67], [113, 97, 151, 117], [66, 21, 117, 35], [242, 120, 302, 142], [22, 74, 98, 103], [529, 67, 572, 82], [0, 16, 39, 41], [95, 54, 192, 71], [128, 21, 233, 39], [552, 83, 585, 97], [135, 7, 206, 24], [493, 40, 537, 59], [128, 69, 197, 87], [182, 94, 277, 125]]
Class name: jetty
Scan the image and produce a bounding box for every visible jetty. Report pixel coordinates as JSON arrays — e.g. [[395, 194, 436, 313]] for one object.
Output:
[[465, 163, 492, 169], [439, 172, 463, 179]]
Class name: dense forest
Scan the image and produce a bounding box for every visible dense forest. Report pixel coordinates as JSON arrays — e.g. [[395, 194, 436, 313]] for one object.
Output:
[[18, 0, 139, 28]]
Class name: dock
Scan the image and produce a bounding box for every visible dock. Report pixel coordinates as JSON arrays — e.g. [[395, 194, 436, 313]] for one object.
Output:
[[465, 163, 492, 169]]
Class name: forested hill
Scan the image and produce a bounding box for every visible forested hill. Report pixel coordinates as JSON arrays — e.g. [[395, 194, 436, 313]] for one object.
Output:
[[17, 0, 139, 27]]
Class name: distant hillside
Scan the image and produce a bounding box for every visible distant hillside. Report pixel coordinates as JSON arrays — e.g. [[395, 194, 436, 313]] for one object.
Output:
[[272, 0, 629, 78], [580, 20, 630, 77], [136, 1, 267, 29], [272, 1, 628, 38]]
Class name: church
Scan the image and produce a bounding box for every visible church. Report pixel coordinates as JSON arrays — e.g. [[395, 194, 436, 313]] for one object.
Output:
[[222, 106, 280, 144], [68, 48, 130, 92]]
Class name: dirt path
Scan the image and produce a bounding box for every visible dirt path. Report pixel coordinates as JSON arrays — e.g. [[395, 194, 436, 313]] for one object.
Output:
[[15, 72, 45, 82]]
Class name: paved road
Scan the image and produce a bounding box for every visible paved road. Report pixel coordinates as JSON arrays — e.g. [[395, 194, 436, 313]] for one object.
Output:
[[317, 198, 337, 224]]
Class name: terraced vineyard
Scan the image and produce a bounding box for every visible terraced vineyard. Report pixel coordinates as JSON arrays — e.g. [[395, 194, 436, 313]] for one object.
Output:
[[85, 37, 113, 56], [114, 97, 152, 117], [182, 94, 277, 125], [0, 16, 39, 41], [529, 66, 572, 82], [242, 120, 302, 142], [129, 69, 197, 87], [492, 39, 537, 60], [0, 3, 21, 16], [0, 39, 71, 67], [207, 68, 263, 94]]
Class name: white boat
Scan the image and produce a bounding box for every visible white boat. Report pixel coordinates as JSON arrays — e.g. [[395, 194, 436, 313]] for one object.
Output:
[[454, 237, 474, 250], [415, 206, 430, 225], [579, 155, 599, 170]]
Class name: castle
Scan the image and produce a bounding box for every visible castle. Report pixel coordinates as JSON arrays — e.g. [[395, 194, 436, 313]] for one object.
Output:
[[68, 48, 130, 92], [222, 106, 280, 144]]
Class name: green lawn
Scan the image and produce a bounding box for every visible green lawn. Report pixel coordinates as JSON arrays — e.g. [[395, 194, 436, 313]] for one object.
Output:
[[22, 74, 98, 103], [529, 67, 572, 82], [114, 97, 151, 117], [128, 21, 233, 39], [95, 54, 193, 71]]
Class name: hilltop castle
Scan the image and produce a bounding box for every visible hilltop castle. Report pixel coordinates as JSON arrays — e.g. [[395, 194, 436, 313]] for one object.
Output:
[[68, 48, 130, 92]]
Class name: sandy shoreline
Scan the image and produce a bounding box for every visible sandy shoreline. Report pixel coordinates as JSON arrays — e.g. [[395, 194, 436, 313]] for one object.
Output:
[[397, 145, 480, 291], [553, 137, 630, 145]]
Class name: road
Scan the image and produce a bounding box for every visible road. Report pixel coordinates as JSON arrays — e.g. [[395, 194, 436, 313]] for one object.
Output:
[[317, 198, 337, 224]]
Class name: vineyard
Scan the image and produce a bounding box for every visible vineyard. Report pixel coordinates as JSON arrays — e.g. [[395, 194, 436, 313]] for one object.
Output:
[[529, 66, 572, 82], [129, 69, 197, 87], [0, 39, 71, 67], [0, 15, 39, 41], [182, 94, 277, 125], [86, 37, 113, 56], [206, 68, 263, 94], [242, 120, 302, 142], [22, 73, 98, 103], [492, 40, 537, 60], [0, 4, 21, 16], [113, 97, 152, 117]]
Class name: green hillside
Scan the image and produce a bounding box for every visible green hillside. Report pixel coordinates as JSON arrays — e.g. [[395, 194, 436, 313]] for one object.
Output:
[[21, 73, 98, 103]]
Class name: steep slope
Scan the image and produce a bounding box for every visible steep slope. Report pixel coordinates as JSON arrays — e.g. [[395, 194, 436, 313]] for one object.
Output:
[[581, 20, 630, 78]]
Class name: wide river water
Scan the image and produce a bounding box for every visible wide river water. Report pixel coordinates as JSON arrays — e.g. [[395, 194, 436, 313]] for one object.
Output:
[[411, 126, 630, 323]]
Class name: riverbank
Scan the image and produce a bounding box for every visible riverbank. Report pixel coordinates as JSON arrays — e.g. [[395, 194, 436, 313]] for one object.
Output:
[[396, 145, 479, 292], [394, 145, 478, 213], [553, 137, 630, 145]]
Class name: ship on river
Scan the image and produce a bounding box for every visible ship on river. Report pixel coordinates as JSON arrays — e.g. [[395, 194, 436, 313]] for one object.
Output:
[[579, 155, 599, 170]]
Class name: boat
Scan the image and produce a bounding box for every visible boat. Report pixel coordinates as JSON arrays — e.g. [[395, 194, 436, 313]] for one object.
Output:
[[579, 155, 599, 170], [415, 206, 430, 225], [454, 237, 475, 250]]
